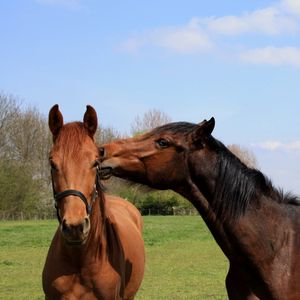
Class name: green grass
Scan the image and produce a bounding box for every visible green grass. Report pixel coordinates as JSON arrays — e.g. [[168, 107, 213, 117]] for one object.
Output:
[[0, 216, 228, 299]]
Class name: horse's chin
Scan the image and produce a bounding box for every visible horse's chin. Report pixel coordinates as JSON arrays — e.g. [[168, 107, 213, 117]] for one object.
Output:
[[61, 230, 89, 246], [64, 235, 88, 246]]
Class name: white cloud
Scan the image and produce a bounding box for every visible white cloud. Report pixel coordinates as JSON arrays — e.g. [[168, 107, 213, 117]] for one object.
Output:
[[281, 0, 300, 16], [253, 140, 300, 151], [255, 140, 283, 150], [120, 0, 300, 65], [120, 21, 213, 54], [240, 46, 300, 67], [151, 26, 213, 54], [120, 38, 146, 54], [35, 0, 82, 10], [198, 7, 298, 36]]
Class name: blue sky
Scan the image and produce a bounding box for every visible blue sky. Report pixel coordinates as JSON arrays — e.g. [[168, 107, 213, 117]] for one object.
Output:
[[1, 0, 299, 194]]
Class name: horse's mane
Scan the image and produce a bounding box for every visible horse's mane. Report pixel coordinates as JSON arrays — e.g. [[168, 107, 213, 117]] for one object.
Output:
[[210, 137, 299, 220]]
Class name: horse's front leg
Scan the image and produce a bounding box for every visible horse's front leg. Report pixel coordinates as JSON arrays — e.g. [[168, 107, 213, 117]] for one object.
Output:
[[226, 265, 260, 300]]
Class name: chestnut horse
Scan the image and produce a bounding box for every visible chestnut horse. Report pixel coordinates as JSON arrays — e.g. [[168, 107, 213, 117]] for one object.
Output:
[[99, 118, 300, 300], [43, 105, 145, 300]]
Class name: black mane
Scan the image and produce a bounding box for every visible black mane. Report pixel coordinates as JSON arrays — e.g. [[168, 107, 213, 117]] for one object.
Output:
[[211, 137, 299, 220], [150, 122, 197, 136]]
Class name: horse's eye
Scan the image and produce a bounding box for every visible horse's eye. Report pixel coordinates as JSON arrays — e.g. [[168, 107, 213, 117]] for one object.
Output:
[[156, 138, 169, 148], [49, 160, 57, 170]]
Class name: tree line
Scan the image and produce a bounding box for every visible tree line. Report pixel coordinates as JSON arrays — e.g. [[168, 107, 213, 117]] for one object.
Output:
[[0, 93, 257, 219]]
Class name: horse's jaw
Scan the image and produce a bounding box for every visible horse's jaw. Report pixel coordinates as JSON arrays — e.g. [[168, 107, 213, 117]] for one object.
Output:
[[99, 158, 121, 180]]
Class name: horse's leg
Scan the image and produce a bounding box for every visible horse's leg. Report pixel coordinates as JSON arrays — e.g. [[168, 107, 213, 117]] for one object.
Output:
[[226, 266, 260, 300]]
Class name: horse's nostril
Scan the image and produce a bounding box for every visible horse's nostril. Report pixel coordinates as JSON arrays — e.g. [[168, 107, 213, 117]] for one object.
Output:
[[83, 217, 90, 234], [99, 147, 105, 158]]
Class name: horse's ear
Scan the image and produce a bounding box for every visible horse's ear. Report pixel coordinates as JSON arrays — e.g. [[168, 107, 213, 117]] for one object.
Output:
[[48, 104, 64, 140], [83, 105, 98, 138], [192, 117, 215, 145]]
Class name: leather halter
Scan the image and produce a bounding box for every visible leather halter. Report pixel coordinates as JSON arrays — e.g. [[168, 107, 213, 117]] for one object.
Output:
[[51, 166, 102, 223]]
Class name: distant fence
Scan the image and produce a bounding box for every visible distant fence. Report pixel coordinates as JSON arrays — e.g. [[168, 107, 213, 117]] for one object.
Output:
[[0, 211, 57, 221], [140, 207, 198, 216], [172, 207, 198, 215], [0, 207, 198, 220]]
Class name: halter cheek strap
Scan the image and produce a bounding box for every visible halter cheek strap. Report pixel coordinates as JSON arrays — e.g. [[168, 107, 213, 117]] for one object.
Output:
[[51, 167, 101, 223]]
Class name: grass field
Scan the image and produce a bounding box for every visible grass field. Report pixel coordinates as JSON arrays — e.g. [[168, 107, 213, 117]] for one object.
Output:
[[0, 216, 228, 299]]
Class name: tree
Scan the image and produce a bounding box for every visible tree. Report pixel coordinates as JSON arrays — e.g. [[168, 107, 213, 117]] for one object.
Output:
[[0, 161, 41, 216], [130, 109, 172, 135], [0, 96, 53, 218], [228, 144, 258, 168], [0, 92, 21, 156], [96, 126, 122, 145]]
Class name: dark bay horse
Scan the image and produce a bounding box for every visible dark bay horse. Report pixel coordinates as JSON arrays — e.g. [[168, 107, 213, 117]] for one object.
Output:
[[43, 105, 145, 300], [99, 118, 300, 300]]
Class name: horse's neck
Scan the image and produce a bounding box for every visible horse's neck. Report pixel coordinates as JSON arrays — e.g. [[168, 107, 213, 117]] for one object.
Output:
[[177, 179, 233, 257], [181, 177, 287, 264]]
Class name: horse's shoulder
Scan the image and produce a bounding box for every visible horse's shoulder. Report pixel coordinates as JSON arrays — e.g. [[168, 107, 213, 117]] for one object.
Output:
[[104, 194, 143, 232], [105, 194, 133, 206]]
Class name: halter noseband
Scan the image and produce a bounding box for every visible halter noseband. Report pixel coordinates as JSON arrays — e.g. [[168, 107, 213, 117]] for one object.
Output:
[[51, 167, 101, 223]]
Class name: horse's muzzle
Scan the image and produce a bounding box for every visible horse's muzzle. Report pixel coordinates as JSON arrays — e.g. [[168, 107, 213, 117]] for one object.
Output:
[[98, 167, 113, 180], [61, 217, 90, 245]]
